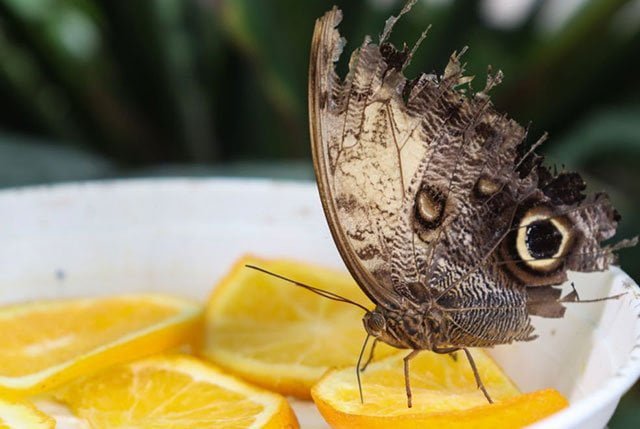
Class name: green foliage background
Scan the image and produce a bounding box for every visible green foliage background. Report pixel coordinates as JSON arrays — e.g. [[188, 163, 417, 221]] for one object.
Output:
[[0, 0, 639, 425]]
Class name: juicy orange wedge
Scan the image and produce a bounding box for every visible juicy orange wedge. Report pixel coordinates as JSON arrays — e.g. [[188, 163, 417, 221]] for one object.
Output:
[[311, 349, 568, 428], [0, 397, 54, 428], [0, 294, 202, 396], [54, 354, 299, 429], [201, 255, 395, 398]]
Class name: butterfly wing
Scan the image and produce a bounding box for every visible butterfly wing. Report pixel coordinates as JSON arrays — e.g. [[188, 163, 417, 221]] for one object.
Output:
[[309, 6, 632, 340], [310, 7, 416, 306]]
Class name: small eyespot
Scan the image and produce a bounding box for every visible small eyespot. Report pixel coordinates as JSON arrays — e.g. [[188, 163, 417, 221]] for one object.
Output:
[[414, 184, 445, 229], [473, 176, 500, 198]]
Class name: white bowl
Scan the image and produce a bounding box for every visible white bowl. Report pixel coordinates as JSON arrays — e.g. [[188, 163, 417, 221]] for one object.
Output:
[[0, 178, 638, 429]]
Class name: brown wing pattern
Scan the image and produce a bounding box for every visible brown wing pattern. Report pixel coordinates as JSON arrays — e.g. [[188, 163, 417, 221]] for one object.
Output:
[[310, 7, 424, 306], [309, 5, 632, 340]]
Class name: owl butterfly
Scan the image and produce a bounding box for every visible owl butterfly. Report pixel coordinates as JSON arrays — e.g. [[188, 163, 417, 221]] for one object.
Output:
[[306, 0, 639, 408]]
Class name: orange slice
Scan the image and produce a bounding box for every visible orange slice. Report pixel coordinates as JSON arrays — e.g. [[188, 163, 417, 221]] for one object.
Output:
[[0, 397, 54, 428], [201, 255, 395, 398], [0, 294, 202, 396], [311, 349, 568, 428], [54, 354, 299, 429]]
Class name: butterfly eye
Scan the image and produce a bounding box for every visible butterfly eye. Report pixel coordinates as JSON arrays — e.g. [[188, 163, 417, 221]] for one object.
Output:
[[515, 207, 574, 273], [363, 311, 386, 335]]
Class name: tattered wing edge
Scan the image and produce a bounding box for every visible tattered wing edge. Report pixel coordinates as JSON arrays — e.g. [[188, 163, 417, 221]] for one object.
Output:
[[308, 8, 400, 307]]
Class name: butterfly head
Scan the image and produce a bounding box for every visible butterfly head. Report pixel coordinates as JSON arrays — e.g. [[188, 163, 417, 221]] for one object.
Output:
[[363, 309, 386, 337]]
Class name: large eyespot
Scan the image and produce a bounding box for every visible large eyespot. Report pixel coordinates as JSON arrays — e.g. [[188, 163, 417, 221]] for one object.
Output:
[[514, 206, 574, 273], [500, 204, 576, 286]]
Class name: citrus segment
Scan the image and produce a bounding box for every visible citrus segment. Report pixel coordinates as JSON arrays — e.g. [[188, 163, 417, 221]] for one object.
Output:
[[54, 354, 299, 429], [311, 350, 568, 428], [201, 255, 395, 398], [0, 397, 54, 429], [0, 294, 203, 396]]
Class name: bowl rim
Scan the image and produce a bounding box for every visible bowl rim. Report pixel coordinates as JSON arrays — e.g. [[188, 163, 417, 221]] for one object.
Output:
[[530, 267, 640, 429], [1, 177, 639, 428]]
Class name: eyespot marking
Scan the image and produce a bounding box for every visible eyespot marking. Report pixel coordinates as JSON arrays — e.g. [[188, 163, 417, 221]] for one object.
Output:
[[526, 220, 562, 259], [474, 176, 500, 198], [414, 184, 445, 229], [515, 206, 574, 272]]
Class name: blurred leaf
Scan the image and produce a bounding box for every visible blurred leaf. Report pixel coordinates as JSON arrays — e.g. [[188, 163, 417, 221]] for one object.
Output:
[[0, 133, 115, 187], [549, 106, 640, 165], [549, 104, 640, 281], [497, 0, 639, 138], [217, 0, 323, 158], [0, 25, 81, 141], [0, 0, 112, 150]]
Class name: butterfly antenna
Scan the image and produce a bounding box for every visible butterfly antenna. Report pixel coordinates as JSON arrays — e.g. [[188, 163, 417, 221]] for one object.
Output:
[[356, 334, 371, 404], [245, 265, 370, 312]]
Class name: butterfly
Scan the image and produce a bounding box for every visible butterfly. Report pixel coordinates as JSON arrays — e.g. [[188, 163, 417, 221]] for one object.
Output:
[[302, 0, 637, 408]]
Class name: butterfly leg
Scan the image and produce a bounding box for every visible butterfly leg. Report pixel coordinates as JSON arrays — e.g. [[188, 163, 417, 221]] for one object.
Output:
[[463, 348, 493, 404], [432, 346, 460, 362], [403, 350, 420, 408], [359, 339, 378, 372], [355, 334, 371, 404]]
